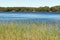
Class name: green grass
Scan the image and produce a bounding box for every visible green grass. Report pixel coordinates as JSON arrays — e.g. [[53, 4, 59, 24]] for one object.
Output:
[[0, 21, 60, 40]]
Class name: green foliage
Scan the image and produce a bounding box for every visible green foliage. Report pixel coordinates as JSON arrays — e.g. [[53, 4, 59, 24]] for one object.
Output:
[[50, 6, 60, 12], [0, 6, 60, 12]]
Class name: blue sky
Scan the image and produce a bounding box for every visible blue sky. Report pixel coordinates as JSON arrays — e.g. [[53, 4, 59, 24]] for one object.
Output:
[[0, 0, 60, 7]]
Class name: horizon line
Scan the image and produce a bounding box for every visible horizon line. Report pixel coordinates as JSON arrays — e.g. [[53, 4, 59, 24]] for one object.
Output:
[[0, 5, 60, 7]]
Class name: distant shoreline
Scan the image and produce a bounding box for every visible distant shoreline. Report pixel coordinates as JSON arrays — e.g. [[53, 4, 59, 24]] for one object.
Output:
[[0, 6, 60, 12], [0, 11, 60, 13]]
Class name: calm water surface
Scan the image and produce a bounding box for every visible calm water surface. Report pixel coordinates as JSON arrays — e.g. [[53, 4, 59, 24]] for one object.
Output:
[[0, 12, 60, 28], [0, 12, 60, 21]]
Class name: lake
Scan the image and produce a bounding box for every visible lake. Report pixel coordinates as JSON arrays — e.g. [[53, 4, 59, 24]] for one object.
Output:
[[0, 12, 60, 26], [0, 12, 60, 21]]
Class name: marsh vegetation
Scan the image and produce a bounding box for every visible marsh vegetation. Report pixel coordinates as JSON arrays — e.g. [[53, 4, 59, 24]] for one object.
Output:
[[0, 20, 60, 40]]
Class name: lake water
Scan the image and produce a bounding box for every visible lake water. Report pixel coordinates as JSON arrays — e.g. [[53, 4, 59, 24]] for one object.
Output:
[[0, 12, 60, 21], [0, 12, 60, 28]]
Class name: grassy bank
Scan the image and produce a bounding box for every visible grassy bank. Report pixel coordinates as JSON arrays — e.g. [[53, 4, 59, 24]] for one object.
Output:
[[0, 21, 60, 40]]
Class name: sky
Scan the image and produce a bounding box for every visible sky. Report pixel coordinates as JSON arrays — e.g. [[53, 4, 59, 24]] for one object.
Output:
[[0, 0, 60, 7]]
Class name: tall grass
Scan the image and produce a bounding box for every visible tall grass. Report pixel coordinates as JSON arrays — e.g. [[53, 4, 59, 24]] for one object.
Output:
[[0, 21, 60, 40]]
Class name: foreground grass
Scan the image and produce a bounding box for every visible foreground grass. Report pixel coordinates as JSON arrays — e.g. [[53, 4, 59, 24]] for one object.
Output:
[[0, 21, 60, 40]]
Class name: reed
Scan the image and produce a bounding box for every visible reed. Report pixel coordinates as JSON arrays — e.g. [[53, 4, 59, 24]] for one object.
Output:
[[0, 21, 60, 40]]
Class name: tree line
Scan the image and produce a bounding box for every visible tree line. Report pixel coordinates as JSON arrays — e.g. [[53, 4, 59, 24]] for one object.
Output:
[[0, 6, 60, 12]]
